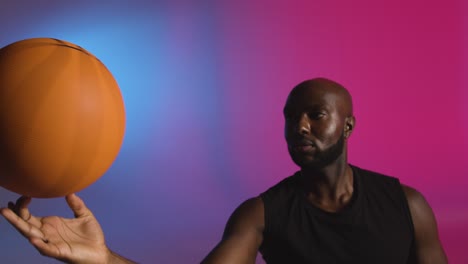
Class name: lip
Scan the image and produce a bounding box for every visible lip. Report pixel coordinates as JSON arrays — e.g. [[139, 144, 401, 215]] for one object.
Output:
[[289, 139, 316, 152], [294, 145, 315, 152]]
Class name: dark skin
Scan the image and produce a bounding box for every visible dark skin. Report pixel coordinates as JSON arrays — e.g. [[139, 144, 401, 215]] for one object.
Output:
[[202, 78, 448, 263], [0, 78, 447, 263]]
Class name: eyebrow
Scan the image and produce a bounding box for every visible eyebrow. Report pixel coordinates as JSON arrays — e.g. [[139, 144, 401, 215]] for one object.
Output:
[[283, 104, 329, 114]]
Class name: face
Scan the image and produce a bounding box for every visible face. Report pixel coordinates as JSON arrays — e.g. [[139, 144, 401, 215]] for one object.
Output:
[[284, 85, 349, 169]]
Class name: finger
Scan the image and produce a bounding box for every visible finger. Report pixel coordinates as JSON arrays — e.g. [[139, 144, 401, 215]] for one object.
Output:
[[66, 194, 91, 218], [29, 237, 61, 259], [8, 197, 42, 228], [0, 208, 46, 240], [15, 196, 32, 220]]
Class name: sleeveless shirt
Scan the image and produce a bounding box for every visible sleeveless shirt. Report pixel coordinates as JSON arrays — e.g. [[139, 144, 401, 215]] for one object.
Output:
[[259, 165, 415, 264]]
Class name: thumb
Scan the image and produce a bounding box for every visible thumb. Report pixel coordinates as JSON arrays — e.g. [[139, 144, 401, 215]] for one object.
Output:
[[66, 194, 92, 218]]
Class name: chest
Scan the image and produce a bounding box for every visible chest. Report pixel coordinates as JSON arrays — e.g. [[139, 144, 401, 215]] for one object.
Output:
[[261, 197, 414, 264]]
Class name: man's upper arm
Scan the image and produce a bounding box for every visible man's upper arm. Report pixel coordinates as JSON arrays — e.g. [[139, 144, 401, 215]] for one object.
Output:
[[403, 185, 448, 264], [201, 197, 264, 264]]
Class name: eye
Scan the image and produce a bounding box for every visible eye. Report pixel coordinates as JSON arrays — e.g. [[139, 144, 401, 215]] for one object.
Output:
[[308, 111, 325, 120]]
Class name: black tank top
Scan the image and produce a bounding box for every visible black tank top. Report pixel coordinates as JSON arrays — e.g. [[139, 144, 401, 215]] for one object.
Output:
[[259, 165, 415, 264]]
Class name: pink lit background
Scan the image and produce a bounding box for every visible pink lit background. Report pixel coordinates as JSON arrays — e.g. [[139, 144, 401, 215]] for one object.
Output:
[[0, 0, 466, 263]]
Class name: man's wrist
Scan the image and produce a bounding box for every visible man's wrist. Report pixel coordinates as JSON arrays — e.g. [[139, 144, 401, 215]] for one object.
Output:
[[105, 248, 137, 264]]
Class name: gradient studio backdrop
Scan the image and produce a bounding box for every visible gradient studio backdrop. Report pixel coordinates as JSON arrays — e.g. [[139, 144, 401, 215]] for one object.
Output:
[[0, 0, 466, 263]]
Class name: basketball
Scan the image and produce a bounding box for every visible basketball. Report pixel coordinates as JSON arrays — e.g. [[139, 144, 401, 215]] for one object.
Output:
[[0, 38, 125, 198]]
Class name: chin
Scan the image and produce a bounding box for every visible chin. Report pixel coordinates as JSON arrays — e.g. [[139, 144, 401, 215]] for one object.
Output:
[[292, 155, 337, 170], [292, 155, 319, 168]]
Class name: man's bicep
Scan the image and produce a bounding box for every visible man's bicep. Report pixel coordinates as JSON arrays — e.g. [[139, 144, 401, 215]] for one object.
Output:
[[201, 197, 264, 264], [403, 185, 448, 264]]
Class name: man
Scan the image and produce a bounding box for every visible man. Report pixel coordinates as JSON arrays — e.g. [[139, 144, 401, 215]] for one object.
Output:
[[201, 78, 447, 263], [1, 78, 447, 263]]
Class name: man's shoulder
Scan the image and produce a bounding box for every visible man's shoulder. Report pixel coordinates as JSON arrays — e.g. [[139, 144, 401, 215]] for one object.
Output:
[[351, 164, 393, 177], [350, 165, 421, 201], [257, 172, 303, 214], [351, 164, 401, 184], [261, 172, 299, 197]]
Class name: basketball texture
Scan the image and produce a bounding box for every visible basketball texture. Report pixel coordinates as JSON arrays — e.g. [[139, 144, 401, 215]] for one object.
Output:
[[0, 38, 125, 198]]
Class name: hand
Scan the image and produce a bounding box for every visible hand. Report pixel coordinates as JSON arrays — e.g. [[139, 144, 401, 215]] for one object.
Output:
[[1, 194, 111, 264]]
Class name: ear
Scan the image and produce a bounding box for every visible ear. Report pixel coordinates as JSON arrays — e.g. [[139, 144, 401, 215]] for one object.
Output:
[[344, 116, 356, 139]]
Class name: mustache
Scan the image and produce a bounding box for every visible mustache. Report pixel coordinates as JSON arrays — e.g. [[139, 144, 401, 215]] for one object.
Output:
[[288, 137, 317, 147]]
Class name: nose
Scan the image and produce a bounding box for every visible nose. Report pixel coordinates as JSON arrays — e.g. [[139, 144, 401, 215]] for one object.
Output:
[[297, 113, 310, 135]]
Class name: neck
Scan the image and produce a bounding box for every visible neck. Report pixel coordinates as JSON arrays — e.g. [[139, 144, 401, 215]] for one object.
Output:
[[299, 155, 353, 206]]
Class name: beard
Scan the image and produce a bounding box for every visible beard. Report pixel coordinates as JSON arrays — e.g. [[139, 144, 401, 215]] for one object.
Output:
[[290, 132, 346, 170]]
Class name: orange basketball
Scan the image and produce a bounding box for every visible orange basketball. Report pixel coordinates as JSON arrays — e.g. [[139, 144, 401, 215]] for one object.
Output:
[[0, 38, 125, 198]]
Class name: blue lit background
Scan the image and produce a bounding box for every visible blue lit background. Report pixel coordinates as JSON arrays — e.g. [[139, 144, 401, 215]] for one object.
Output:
[[0, 1, 237, 262]]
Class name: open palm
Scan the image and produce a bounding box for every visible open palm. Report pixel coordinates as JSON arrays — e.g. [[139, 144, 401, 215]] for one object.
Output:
[[1, 194, 109, 264]]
